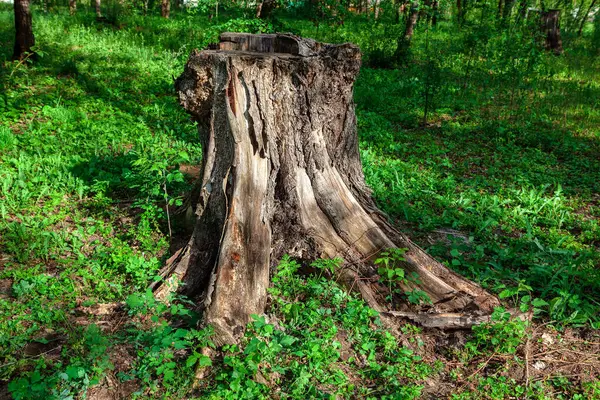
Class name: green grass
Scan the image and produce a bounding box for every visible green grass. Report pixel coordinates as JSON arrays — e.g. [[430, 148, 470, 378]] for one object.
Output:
[[0, 5, 599, 399]]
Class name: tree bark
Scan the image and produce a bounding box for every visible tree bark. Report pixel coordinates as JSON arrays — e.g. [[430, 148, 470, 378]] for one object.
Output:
[[95, 0, 101, 18], [13, 0, 35, 61], [395, 1, 419, 59], [542, 9, 563, 54], [161, 0, 170, 18], [162, 33, 498, 344], [69, 0, 76, 15], [404, 2, 419, 40]]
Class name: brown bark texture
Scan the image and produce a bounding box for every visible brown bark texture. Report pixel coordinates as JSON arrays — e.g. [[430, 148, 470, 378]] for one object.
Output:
[[13, 0, 35, 61], [161, 0, 170, 18], [95, 0, 101, 18], [404, 2, 420, 41], [161, 33, 499, 345], [542, 10, 564, 54], [69, 0, 77, 15]]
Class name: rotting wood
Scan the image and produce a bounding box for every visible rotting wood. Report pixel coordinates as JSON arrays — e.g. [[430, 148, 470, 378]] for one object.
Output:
[[155, 33, 499, 345]]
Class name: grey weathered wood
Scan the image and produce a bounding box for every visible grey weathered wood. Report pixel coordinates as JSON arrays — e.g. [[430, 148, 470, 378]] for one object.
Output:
[[385, 309, 530, 329], [159, 33, 499, 344]]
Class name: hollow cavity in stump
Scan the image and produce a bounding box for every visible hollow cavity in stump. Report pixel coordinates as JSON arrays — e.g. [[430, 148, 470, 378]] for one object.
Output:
[[158, 33, 498, 344]]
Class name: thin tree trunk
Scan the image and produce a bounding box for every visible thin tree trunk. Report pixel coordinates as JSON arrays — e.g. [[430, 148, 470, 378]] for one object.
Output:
[[13, 0, 35, 61], [578, 0, 597, 36], [159, 33, 498, 344], [432, 0, 439, 25], [161, 0, 170, 18], [95, 0, 101, 18], [497, 0, 504, 19], [394, 1, 419, 59], [374, 0, 381, 19], [542, 9, 563, 54], [404, 1, 419, 40], [69, 0, 76, 15]]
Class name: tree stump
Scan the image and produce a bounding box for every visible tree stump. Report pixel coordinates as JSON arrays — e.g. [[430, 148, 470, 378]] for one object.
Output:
[[160, 33, 499, 344]]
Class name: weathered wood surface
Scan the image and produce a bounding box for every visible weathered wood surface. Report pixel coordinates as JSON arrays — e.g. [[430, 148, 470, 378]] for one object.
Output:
[[160, 33, 499, 344]]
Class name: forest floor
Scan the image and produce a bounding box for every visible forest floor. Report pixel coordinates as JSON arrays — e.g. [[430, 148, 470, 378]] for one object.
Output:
[[0, 6, 599, 399]]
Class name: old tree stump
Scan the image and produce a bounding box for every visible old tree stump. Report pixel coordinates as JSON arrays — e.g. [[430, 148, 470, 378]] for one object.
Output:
[[158, 33, 499, 344]]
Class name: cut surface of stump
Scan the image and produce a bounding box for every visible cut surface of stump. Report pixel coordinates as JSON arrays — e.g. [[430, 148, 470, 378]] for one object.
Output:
[[158, 33, 499, 344]]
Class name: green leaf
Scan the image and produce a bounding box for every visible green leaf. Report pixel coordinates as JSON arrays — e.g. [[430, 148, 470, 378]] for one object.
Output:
[[197, 355, 212, 367], [186, 354, 198, 368], [279, 335, 296, 347], [532, 298, 549, 307]]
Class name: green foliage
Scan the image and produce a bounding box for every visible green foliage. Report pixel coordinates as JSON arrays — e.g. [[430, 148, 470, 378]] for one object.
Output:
[[466, 307, 528, 356], [375, 248, 431, 305], [8, 324, 113, 400], [202, 256, 431, 399], [1, 3, 599, 399]]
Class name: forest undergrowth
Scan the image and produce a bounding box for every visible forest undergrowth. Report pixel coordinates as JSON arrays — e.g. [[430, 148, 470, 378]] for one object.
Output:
[[0, 5, 599, 399]]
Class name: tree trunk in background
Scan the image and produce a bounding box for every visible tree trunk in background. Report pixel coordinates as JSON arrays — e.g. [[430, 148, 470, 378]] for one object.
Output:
[[13, 0, 35, 61], [542, 9, 563, 54], [497, 0, 504, 19], [578, 0, 597, 36], [161, 0, 170, 18], [95, 0, 101, 17], [374, 0, 380, 19], [256, 0, 275, 18], [69, 0, 76, 15], [404, 1, 419, 40], [158, 33, 499, 344], [395, 1, 419, 59], [432, 0, 439, 25]]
